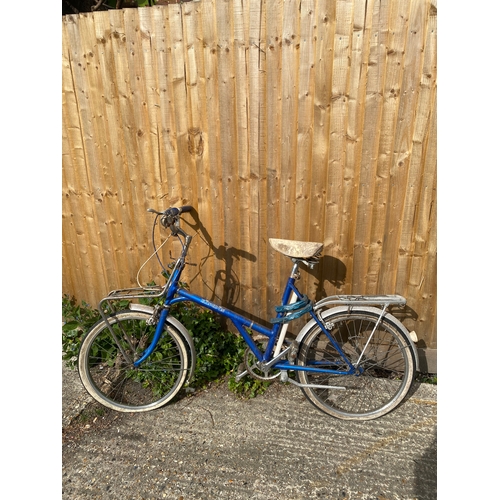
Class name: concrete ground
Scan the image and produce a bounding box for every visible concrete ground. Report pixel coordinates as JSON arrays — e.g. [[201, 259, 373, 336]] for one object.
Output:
[[62, 363, 437, 500]]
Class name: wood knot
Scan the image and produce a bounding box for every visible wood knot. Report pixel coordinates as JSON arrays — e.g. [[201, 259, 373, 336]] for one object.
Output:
[[188, 128, 204, 157]]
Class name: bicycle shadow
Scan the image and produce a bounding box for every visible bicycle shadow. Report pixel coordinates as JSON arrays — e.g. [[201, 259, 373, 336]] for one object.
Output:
[[182, 213, 420, 335], [306, 255, 419, 328], [183, 210, 259, 327], [309, 254, 348, 301]]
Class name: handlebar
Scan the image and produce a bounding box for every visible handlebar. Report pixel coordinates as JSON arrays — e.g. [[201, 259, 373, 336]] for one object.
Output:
[[147, 205, 193, 229]]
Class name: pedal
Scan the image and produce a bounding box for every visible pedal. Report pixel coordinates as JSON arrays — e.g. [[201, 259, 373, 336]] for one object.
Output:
[[235, 363, 248, 382]]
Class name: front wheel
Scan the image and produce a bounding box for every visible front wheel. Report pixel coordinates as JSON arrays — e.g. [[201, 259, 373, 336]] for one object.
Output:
[[78, 310, 189, 412], [297, 307, 416, 420]]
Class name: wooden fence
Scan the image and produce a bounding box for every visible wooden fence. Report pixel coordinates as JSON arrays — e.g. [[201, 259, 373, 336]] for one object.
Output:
[[62, 0, 437, 361]]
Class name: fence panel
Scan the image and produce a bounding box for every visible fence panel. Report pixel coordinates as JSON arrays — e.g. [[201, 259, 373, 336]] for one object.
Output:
[[62, 0, 437, 359]]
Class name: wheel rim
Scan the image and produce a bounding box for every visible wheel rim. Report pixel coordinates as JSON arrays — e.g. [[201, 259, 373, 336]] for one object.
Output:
[[298, 312, 413, 419], [80, 313, 187, 411]]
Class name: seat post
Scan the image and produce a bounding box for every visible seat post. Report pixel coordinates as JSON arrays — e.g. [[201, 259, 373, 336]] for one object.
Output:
[[290, 260, 300, 279], [272, 260, 300, 357], [273, 289, 298, 357]]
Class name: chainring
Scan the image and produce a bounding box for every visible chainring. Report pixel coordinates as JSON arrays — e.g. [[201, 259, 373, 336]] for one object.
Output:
[[243, 346, 281, 381]]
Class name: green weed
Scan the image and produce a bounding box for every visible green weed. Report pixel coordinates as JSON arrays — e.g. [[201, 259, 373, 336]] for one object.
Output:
[[62, 293, 271, 397]]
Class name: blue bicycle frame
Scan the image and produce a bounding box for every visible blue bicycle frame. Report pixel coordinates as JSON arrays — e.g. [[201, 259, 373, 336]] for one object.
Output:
[[133, 247, 358, 377]]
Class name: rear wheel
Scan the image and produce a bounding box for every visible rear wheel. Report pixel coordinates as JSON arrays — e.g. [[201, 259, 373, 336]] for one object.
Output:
[[78, 311, 188, 412], [297, 308, 415, 420]]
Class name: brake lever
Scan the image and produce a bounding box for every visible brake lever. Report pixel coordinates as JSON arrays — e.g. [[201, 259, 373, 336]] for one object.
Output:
[[147, 208, 162, 215]]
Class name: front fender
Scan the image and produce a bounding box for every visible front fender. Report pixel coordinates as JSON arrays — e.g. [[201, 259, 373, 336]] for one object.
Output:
[[129, 304, 197, 383]]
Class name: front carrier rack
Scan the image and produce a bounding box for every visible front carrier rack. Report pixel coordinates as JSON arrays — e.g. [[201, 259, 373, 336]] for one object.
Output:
[[97, 285, 167, 318]]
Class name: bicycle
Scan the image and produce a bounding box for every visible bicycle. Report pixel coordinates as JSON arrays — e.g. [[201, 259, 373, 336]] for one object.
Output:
[[78, 206, 419, 421]]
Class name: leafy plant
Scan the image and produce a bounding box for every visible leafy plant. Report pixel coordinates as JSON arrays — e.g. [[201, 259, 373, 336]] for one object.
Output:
[[62, 292, 272, 397], [417, 373, 437, 385], [228, 373, 272, 398], [62, 294, 101, 369]]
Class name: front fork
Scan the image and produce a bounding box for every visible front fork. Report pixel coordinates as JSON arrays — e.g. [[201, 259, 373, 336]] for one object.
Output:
[[131, 305, 168, 366]]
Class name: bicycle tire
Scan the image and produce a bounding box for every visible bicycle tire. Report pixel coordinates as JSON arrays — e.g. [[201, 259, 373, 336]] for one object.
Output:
[[78, 310, 189, 412], [297, 307, 415, 420]]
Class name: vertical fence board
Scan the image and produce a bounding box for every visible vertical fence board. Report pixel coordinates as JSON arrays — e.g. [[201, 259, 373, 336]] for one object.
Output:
[[417, 101, 437, 347], [293, 0, 318, 302], [248, 0, 268, 316], [406, 3, 436, 346], [310, 0, 336, 247], [325, 0, 353, 293], [107, 10, 145, 285], [363, 0, 388, 294], [186, 1, 215, 293], [393, 0, 429, 299], [151, 8, 181, 205], [92, 13, 134, 287], [304, 0, 336, 301], [265, 0, 283, 308], [138, 8, 165, 213], [279, 0, 299, 245], [181, 0, 207, 288], [63, 18, 87, 300], [216, 0, 243, 309], [343, 0, 369, 294], [62, 89, 87, 299], [351, 0, 375, 294], [233, 0, 253, 313], [377, 0, 411, 292], [198, 0, 225, 304], [393, 2, 429, 300], [169, 4, 195, 206], [294, 0, 315, 245], [121, 8, 152, 258]]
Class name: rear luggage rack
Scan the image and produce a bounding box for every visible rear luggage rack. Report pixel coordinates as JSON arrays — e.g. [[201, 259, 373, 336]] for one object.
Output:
[[314, 294, 406, 309]]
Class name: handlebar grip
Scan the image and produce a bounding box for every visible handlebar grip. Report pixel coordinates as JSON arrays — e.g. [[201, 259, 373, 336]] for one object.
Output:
[[165, 205, 193, 217], [177, 205, 193, 214], [147, 206, 193, 216]]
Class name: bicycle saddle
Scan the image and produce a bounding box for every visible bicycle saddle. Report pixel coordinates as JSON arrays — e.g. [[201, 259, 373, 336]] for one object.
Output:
[[269, 238, 323, 260]]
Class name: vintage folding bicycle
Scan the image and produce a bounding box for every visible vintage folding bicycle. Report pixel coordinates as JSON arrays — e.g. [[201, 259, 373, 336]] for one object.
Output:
[[78, 206, 419, 421]]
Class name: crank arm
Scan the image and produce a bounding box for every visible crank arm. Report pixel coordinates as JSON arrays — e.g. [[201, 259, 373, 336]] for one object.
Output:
[[260, 344, 293, 370], [235, 369, 249, 382]]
